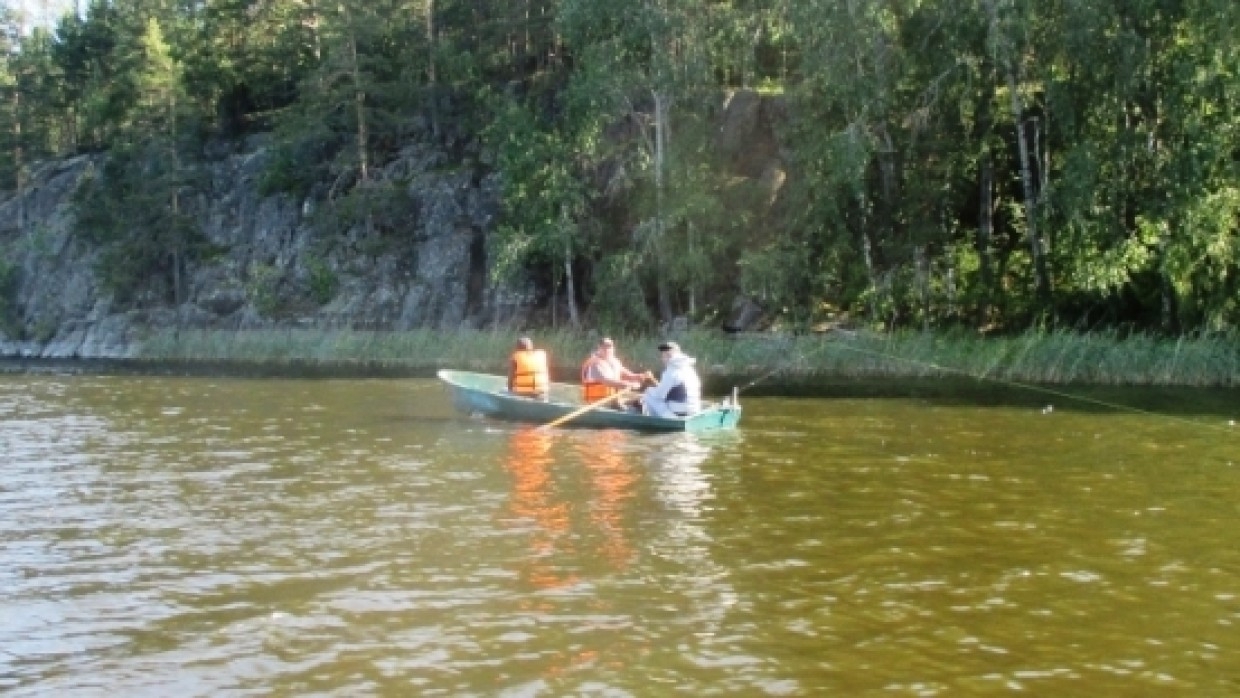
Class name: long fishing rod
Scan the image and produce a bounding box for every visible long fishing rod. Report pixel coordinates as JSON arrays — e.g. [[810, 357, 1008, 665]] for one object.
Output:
[[734, 335, 836, 393], [734, 335, 1238, 434]]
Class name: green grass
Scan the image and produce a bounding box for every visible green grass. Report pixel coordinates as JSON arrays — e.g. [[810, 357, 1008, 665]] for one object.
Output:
[[137, 328, 1240, 388], [139, 328, 607, 375]]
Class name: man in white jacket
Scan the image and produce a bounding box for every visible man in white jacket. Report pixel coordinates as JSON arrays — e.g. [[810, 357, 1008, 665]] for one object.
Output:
[[641, 341, 702, 418]]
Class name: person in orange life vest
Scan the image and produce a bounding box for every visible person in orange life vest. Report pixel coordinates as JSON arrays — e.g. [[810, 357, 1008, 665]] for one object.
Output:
[[508, 336, 550, 400], [580, 337, 653, 407]]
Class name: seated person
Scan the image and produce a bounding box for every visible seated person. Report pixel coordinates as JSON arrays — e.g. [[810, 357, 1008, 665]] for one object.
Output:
[[581, 337, 653, 409], [641, 341, 702, 418], [508, 336, 549, 401]]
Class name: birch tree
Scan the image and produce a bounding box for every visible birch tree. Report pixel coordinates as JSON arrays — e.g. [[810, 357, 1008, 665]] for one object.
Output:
[[984, 0, 1050, 307], [0, 6, 24, 195], [557, 0, 714, 324]]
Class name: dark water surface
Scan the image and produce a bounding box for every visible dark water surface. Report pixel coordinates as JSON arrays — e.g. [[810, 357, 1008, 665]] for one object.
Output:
[[2, 375, 1238, 696]]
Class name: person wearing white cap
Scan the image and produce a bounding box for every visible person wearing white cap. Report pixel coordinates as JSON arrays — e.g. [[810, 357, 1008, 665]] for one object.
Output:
[[641, 341, 702, 418]]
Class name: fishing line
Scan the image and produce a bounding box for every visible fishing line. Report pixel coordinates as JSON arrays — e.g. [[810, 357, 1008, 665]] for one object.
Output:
[[735, 336, 838, 393], [736, 336, 1238, 434]]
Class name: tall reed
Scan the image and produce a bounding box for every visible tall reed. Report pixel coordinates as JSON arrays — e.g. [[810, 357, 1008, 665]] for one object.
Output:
[[138, 328, 1240, 387]]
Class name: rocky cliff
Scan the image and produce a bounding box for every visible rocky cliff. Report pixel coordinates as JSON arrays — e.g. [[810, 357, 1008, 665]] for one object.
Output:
[[0, 134, 532, 358], [0, 90, 785, 359]]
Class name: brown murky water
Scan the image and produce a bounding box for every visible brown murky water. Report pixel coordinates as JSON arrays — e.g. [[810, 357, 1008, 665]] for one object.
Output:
[[2, 374, 1238, 695]]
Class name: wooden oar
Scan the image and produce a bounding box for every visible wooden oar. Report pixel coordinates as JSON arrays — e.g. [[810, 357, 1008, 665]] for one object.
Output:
[[538, 388, 635, 430]]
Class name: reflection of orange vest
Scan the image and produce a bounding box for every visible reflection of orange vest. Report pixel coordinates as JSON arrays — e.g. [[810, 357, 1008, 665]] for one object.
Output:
[[579, 430, 636, 569], [504, 428, 578, 590], [581, 355, 617, 402], [510, 349, 549, 396]]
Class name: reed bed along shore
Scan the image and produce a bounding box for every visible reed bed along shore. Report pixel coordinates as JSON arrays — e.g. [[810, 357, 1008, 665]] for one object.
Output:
[[138, 327, 1240, 389]]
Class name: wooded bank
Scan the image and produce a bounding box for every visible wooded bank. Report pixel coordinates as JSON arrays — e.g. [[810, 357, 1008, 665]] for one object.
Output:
[[2, 0, 1237, 338]]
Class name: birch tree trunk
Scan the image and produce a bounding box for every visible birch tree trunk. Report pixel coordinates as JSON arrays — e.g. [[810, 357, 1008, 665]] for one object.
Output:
[[914, 244, 929, 330], [1158, 230, 1176, 332], [688, 222, 696, 317], [302, 0, 323, 93], [859, 192, 880, 322], [986, 0, 1050, 304], [13, 89, 24, 232], [564, 234, 579, 329], [652, 90, 674, 324], [877, 126, 898, 259], [343, 6, 369, 182], [1006, 65, 1050, 303], [425, 0, 438, 137], [977, 154, 994, 324], [171, 94, 182, 307]]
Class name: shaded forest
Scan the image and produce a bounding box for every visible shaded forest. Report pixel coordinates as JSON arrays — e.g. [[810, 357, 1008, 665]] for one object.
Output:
[[2, 0, 1237, 335]]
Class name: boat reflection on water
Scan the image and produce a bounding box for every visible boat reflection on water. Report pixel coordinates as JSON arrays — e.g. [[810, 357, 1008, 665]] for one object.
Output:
[[501, 427, 577, 590], [574, 429, 638, 571], [501, 427, 642, 590], [641, 431, 743, 660], [500, 428, 737, 589], [498, 426, 746, 684], [644, 433, 720, 520]]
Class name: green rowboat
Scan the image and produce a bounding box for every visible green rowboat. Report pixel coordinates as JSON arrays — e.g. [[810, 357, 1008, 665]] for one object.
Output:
[[437, 369, 742, 432]]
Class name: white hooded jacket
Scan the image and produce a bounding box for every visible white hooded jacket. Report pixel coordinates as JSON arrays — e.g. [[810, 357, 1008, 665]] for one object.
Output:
[[643, 353, 702, 417]]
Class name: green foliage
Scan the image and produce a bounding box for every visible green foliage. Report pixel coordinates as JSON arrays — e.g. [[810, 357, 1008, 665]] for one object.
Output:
[[259, 123, 342, 197], [584, 252, 654, 333], [309, 181, 416, 246], [1, 0, 1237, 337], [31, 316, 58, 343], [1158, 187, 1240, 330], [72, 144, 206, 305], [179, 0, 317, 136], [246, 263, 284, 317], [738, 239, 809, 318], [484, 96, 589, 285], [0, 255, 19, 336], [305, 256, 340, 305], [18, 223, 55, 259], [259, 0, 444, 196]]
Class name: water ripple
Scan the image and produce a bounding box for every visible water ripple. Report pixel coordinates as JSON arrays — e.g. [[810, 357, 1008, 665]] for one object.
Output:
[[2, 379, 1238, 695]]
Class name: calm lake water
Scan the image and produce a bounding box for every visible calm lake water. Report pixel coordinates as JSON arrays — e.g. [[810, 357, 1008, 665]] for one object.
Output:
[[2, 373, 1238, 696]]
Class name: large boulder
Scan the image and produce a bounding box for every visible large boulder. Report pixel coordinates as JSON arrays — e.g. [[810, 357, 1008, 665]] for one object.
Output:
[[716, 89, 786, 180]]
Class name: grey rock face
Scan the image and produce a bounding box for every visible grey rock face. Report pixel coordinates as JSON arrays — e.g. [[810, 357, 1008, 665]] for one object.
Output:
[[1, 92, 786, 359], [0, 140, 517, 358]]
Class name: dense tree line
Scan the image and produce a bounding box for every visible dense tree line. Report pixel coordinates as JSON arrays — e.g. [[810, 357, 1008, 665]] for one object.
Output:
[[1, 0, 1237, 334]]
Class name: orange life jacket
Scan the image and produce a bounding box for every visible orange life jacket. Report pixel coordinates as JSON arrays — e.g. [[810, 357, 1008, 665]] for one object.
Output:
[[510, 349, 549, 396], [581, 354, 618, 402]]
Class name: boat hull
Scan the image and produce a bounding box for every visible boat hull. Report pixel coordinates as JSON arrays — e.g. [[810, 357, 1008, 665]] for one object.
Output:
[[437, 369, 742, 432]]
